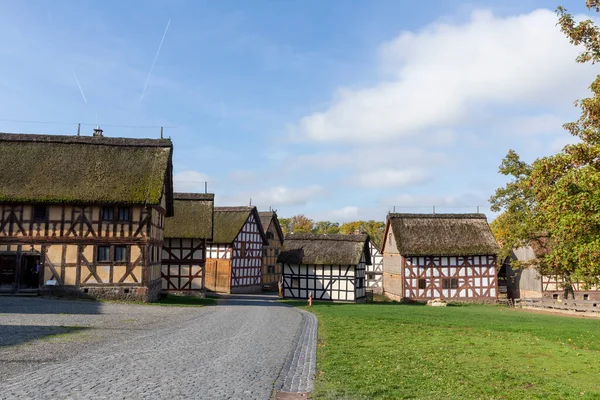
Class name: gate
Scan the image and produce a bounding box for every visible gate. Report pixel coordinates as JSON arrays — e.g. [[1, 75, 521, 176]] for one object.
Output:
[[205, 259, 231, 293]]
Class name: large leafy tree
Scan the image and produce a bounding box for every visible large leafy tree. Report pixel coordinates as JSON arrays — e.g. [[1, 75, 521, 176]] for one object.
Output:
[[492, 2, 600, 287]]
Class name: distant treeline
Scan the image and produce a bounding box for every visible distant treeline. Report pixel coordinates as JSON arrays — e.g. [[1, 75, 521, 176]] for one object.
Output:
[[279, 215, 385, 248]]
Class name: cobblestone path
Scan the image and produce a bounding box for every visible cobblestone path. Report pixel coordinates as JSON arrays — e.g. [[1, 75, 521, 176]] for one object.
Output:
[[0, 295, 312, 399]]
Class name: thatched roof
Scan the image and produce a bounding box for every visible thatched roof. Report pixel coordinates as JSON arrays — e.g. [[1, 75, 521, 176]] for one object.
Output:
[[0, 133, 173, 214], [258, 211, 284, 243], [164, 193, 214, 239], [388, 213, 499, 256], [213, 206, 267, 244], [278, 233, 371, 266]]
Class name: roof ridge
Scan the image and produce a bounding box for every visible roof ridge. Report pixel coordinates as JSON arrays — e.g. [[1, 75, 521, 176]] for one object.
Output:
[[0, 133, 172, 147]]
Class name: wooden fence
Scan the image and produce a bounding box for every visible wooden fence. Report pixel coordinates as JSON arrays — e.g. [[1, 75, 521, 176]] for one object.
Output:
[[515, 298, 600, 314]]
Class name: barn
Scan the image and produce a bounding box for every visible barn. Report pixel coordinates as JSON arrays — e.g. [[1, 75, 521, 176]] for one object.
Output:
[[382, 213, 499, 302], [503, 246, 600, 301], [205, 206, 268, 294], [279, 233, 370, 302], [161, 193, 214, 294], [258, 211, 284, 291]]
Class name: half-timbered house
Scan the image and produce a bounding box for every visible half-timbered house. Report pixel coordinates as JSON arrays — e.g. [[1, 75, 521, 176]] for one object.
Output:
[[258, 211, 284, 291], [205, 206, 267, 294], [161, 193, 214, 295], [382, 214, 499, 302], [366, 239, 383, 293], [279, 233, 370, 302], [0, 130, 173, 301]]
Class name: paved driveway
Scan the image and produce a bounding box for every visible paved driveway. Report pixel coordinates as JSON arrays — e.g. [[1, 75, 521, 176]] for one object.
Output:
[[0, 295, 313, 399]]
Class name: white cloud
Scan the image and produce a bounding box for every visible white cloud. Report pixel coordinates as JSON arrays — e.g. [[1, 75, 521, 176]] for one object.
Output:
[[330, 206, 359, 221], [222, 185, 324, 208], [294, 146, 449, 171], [355, 168, 430, 188], [174, 170, 211, 193], [504, 114, 567, 136], [294, 9, 594, 143]]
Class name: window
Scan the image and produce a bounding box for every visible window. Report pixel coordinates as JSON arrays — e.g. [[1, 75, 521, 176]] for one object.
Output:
[[266, 232, 274, 240], [418, 279, 426, 289], [268, 265, 275, 274], [291, 277, 300, 288], [102, 207, 114, 221], [33, 205, 47, 222], [357, 278, 364, 288], [552, 294, 559, 299], [274, 249, 280, 257], [584, 294, 590, 301], [240, 242, 246, 257], [117, 207, 131, 221], [388, 233, 392, 245], [263, 248, 269, 257], [451, 278, 459, 289], [97, 246, 110, 262], [368, 273, 375, 280], [114, 246, 127, 262], [442, 278, 450, 289]]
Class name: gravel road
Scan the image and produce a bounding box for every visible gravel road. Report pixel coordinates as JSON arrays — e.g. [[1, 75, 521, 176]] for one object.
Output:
[[0, 295, 308, 399]]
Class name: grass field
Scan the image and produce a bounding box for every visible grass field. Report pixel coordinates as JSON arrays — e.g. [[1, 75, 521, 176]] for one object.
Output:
[[296, 302, 600, 400]]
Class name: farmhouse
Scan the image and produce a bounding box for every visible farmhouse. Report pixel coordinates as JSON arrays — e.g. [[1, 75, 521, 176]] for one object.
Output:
[[279, 233, 370, 302], [205, 206, 267, 294], [503, 246, 600, 301], [0, 130, 173, 301], [365, 239, 383, 293], [258, 211, 284, 291], [161, 193, 214, 294], [382, 213, 499, 301]]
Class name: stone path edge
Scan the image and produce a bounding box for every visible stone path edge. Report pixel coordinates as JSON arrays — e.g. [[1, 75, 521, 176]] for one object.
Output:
[[274, 307, 318, 395]]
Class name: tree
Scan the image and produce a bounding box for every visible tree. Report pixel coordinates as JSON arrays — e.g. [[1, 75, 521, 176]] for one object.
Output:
[[489, 150, 540, 266], [282, 214, 314, 234], [339, 220, 386, 248], [312, 221, 340, 234], [491, 2, 600, 287]]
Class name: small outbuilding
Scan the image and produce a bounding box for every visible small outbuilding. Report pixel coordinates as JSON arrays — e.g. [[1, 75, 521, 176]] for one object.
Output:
[[382, 213, 499, 301], [161, 193, 214, 294], [279, 233, 370, 302], [205, 206, 268, 294]]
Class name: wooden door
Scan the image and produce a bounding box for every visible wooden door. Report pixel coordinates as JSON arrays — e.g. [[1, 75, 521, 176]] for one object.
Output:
[[0, 255, 17, 289], [205, 259, 231, 293]]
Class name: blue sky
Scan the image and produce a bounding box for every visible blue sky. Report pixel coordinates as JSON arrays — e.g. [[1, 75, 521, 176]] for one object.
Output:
[[0, 0, 594, 221]]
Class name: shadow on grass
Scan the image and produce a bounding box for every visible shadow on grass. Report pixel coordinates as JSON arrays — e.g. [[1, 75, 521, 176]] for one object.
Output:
[[0, 325, 89, 347]]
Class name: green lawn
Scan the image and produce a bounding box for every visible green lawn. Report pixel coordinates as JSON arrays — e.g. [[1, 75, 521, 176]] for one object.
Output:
[[296, 302, 600, 400]]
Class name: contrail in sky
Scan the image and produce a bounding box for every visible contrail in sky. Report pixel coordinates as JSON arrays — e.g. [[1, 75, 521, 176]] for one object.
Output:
[[72, 69, 88, 104], [140, 18, 171, 102]]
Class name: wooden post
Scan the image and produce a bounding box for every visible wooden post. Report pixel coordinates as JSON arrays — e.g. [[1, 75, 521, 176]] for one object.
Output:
[[308, 291, 313, 306]]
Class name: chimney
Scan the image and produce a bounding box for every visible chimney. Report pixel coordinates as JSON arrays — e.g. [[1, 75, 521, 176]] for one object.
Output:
[[93, 126, 103, 137]]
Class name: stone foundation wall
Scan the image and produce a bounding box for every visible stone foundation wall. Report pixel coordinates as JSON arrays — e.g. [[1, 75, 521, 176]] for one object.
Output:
[[230, 284, 262, 294], [41, 279, 163, 302], [543, 291, 600, 301]]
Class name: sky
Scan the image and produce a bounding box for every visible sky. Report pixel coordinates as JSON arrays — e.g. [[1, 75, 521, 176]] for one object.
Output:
[[0, 0, 595, 222]]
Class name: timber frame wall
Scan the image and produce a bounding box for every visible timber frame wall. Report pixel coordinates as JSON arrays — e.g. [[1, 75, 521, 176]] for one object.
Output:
[[161, 238, 206, 293], [282, 253, 367, 302], [402, 255, 498, 300], [366, 241, 383, 293], [261, 222, 283, 290], [0, 203, 166, 301]]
